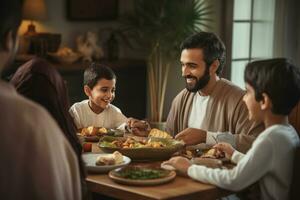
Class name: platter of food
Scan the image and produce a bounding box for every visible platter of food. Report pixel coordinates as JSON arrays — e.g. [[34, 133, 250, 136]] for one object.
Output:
[[80, 126, 124, 142], [98, 136, 184, 161], [82, 151, 131, 173], [109, 166, 176, 186]]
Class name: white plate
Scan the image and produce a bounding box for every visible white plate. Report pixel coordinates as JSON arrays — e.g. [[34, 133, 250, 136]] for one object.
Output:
[[82, 153, 131, 173]]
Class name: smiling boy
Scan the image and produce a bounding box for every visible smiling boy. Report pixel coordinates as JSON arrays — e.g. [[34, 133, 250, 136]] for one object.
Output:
[[70, 63, 149, 135]]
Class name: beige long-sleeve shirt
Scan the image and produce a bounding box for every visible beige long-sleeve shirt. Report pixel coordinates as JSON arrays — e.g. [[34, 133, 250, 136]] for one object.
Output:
[[166, 78, 264, 153], [0, 81, 81, 200]]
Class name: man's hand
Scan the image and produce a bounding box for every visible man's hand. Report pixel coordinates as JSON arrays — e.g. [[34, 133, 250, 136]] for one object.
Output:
[[162, 156, 191, 175], [127, 118, 150, 137], [175, 128, 207, 145]]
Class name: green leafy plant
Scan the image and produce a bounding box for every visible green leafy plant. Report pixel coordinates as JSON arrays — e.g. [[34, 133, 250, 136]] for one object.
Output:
[[121, 0, 212, 122]]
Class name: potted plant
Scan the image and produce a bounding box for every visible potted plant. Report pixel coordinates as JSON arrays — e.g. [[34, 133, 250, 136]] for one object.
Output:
[[121, 0, 212, 127]]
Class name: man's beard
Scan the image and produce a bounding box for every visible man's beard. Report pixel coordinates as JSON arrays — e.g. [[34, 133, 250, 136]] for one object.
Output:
[[184, 68, 210, 93]]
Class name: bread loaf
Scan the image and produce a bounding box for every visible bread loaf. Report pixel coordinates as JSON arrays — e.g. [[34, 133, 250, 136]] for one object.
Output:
[[149, 128, 172, 139], [95, 151, 124, 166]]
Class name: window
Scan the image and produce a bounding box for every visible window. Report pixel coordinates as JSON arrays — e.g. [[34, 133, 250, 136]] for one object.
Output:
[[230, 0, 275, 88]]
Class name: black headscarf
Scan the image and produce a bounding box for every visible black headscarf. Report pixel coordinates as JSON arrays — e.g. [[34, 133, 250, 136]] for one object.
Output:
[[10, 57, 88, 199]]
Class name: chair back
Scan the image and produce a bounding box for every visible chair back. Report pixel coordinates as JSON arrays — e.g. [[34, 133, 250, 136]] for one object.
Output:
[[290, 147, 300, 199]]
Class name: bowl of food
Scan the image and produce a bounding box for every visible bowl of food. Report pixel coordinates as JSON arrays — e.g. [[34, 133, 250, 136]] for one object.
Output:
[[98, 136, 184, 161], [109, 165, 176, 186]]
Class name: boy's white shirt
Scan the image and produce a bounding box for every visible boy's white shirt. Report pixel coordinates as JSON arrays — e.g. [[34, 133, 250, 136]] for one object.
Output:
[[69, 99, 127, 130], [187, 124, 300, 200], [188, 93, 235, 146]]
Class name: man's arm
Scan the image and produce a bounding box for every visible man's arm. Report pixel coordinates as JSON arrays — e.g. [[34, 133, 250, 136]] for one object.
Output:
[[166, 98, 178, 136], [175, 128, 207, 145], [231, 98, 264, 153]]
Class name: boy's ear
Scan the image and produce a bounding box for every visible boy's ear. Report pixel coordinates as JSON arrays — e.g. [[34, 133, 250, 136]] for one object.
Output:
[[84, 85, 92, 97], [260, 93, 272, 110], [209, 59, 220, 75]]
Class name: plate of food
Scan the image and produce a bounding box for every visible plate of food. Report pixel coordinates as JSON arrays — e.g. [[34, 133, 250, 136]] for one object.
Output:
[[109, 166, 176, 186], [173, 143, 230, 169], [80, 126, 124, 142], [82, 151, 131, 173], [98, 135, 184, 161]]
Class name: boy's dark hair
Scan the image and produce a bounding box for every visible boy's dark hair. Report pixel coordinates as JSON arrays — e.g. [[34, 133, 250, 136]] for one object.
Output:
[[180, 32, 226, 76], [244, 58, 300, 115], [83, 63, 116, 89], [0, 0, 22, 51]]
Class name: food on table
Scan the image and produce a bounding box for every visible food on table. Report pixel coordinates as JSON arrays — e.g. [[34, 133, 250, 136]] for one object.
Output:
[[176, 144, 227, 160], [183, 150, 194, 159], [87, 126, 98, 135], [95, 151, 124, 166], [148, 128, 172, 139], [99, 136, 184, 161], [101, 137, 168, 149], [201, 148, 225, 159], [82, 143, 92, 152], [81, 126, 114, 137], [98, 127, 108, 134], [115, 167, 171, 180]]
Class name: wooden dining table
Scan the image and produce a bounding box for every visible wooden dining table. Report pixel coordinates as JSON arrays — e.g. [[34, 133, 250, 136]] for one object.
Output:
[[85, 143, 232, 200]]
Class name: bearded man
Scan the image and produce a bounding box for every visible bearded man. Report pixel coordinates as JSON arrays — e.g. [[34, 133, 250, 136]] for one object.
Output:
[[166, 32, 264, 153]]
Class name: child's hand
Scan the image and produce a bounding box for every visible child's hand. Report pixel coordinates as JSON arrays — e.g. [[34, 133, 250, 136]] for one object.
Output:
[[213, 142, 235, 159], [127, 118, 150, 137], [161, 156, 191, 175]]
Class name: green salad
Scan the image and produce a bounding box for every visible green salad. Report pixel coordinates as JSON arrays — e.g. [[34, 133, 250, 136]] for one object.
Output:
[[117, 168, 169, 180]]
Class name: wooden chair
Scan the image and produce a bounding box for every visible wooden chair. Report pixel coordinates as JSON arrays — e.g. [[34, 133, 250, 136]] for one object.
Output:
[[289, 101, 300, 199], [290, 147, 300, 199]]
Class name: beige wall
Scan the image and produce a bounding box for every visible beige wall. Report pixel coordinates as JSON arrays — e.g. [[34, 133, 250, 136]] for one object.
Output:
[[18, 0, 223, 121], [19, 0, 140, 58]]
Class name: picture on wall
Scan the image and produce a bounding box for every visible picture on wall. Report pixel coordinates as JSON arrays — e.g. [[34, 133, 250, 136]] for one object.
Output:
[[67, 0, 118, 20]]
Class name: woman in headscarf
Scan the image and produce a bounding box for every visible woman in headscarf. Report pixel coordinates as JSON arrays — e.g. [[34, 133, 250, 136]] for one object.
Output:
[[10, 57, 88, 200]]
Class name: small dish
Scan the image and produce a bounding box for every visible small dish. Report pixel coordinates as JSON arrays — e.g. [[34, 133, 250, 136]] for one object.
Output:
[[82, 153, 131, 173]]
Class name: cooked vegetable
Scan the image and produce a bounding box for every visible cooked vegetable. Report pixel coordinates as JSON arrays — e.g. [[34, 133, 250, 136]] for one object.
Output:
[[117, 168, 169, 180], [99, 141, 117, 148]]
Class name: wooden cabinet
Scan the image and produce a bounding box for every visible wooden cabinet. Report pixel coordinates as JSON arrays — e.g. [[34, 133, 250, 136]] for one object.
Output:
[[57, 59, 147, 119]]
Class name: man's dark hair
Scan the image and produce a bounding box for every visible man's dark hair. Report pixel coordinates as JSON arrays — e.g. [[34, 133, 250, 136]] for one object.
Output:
[[180, 32, 226, 76], [244, 58, 300, 115], [0, 0, 22, 51], [84, 63, 116, 89]]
